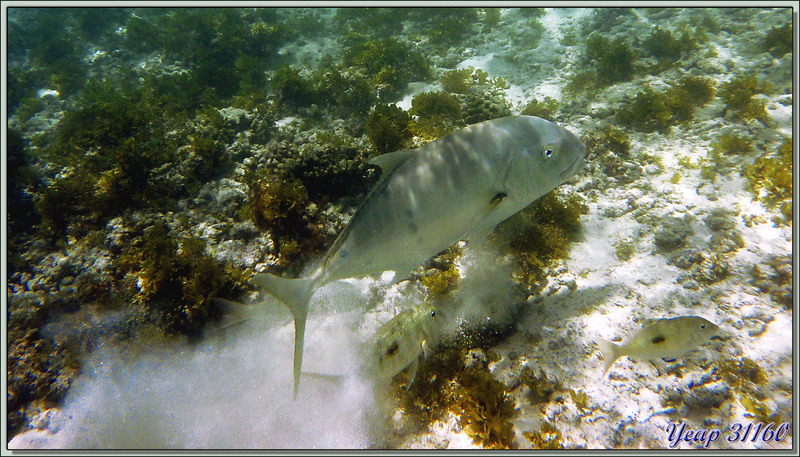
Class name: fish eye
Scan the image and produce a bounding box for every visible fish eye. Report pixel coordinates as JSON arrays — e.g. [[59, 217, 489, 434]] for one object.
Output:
[[700, 323, 706, 329], [543, 148, 554, 158], [430, 310, 436, 318]]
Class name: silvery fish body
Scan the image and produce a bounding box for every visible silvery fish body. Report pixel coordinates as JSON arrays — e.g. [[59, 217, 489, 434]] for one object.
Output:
[[369, 303, 439, 386], [250, 115, 587, 397], [598, 316, 721, 374]]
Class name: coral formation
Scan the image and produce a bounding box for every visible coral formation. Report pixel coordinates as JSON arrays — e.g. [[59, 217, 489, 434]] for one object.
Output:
[[653, 217, 693, 252], [461, 91, 512, 125]]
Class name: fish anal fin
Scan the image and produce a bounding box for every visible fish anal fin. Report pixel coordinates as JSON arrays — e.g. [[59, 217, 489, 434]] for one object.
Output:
[[465, 224, 496, 246]]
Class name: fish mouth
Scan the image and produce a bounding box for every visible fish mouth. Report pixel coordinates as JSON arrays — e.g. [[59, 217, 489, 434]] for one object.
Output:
[[560, 142, 587, 180]]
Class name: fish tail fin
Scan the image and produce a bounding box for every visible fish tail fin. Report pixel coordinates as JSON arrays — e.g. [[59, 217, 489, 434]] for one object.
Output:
[[597, 338, 621, 376], [250, 272, 320, 399]]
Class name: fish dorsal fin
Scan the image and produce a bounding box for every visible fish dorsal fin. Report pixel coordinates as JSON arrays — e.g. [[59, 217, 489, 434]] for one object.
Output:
[[368, 150, 414, 174]]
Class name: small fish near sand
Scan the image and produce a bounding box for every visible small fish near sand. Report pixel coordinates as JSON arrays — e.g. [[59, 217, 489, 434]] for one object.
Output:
[[251, 115, 587, 397], [369, 303, 441, 388], [598, 316, 721, 375]]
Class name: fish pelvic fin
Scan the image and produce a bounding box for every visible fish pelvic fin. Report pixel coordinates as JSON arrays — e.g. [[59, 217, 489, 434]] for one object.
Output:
[[250, 272, 320, 399], [405, 359, 420, 390], [597, 338, 622, 376]]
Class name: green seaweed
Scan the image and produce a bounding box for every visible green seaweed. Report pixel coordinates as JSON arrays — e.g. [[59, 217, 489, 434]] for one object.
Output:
[[479, 8, 502, 32], [642, 25, 701, 72], [617, 77, 715, 133], [564, 71, 598, 97], [333, 8, 409, 37], [493, 190, 587, 290], [441, 68, 477, 94], [711, 131, 753, 156], [365, 103, 412, 154], [418, 8, 479, 47], [125, 9, 287, 102], [241, 173, 330, 271], [273, 65, 317, 108], [115, 221, 249, 336], [408, 91, 464, 140], [440, 67, 508, 95], [396, 326, 519, 448], [342, 34, 432, 100], [272, 62, 378, 116], [456, 365, 518, 449], [584, 124, 631, 159], [750, 254, 792, 310], [584, 33, 637, 85], [523, 421, 564, 449], [410, 91, 463, 120], [418, 245, 464, 298], [520, 366, 563, 405], [741, 138, 792, 223], [614, 238, 636, 261], [718, 75, 770, 124], [33, 78, 243, 242], [716, 357, 780, 424], [520, 97, 560, 121], [763, 23, 792, 56]]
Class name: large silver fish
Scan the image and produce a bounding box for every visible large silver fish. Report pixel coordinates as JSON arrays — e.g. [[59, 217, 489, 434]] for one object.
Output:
[[251, 115, 587, 397]]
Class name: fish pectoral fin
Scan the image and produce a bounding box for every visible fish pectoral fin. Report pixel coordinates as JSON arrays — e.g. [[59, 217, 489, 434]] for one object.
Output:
[[368, 150, 414, 174], [463, 190, 508, 245], [421, 339, 432, 359]]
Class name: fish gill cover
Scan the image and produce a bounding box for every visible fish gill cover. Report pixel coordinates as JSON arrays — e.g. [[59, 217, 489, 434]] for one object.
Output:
[[6, 6, 795, 450]]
